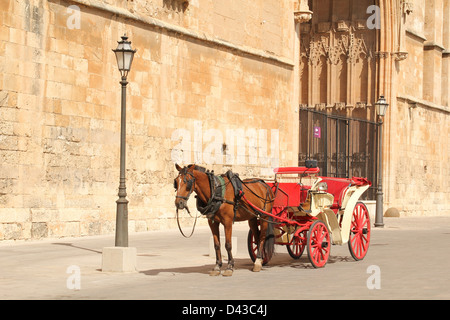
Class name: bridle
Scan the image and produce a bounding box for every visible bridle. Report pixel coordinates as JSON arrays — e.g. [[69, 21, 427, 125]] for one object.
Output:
[[174, 169, 196, 201]]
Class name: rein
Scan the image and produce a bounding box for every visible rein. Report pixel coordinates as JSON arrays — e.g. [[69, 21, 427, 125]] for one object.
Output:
[[174, 169, 199, 238], [176, 206, 199, 238]]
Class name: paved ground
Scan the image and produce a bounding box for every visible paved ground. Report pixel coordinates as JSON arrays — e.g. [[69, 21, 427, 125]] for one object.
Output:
[[1, 216, 449, 301]]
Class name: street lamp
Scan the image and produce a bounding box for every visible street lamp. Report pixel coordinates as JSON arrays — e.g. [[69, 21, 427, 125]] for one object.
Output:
[[112, 35, 136, 247], [375, 95, 388, 118], [374, 95, 388, 228]]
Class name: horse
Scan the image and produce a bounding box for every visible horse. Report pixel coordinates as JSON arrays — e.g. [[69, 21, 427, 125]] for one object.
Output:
[[173, 164, 275, 276]]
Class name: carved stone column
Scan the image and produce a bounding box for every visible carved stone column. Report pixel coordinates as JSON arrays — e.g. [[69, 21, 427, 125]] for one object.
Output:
[[395, 0, 413, 61], [294, 0, 312, 109], [294, 0, 312, 24]]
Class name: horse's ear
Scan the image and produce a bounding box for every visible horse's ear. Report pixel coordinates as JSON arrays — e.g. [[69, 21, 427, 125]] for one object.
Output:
[[175, 163, 182, 172]]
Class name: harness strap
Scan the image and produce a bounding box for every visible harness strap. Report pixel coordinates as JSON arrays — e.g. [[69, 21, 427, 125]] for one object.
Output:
[[216, 175, 226, 199], [196, 171, 231, 220]]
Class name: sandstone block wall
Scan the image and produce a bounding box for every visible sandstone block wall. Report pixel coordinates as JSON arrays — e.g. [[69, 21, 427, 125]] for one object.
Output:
[[386, 0, 450, 216], [0, 0, 297, 240]]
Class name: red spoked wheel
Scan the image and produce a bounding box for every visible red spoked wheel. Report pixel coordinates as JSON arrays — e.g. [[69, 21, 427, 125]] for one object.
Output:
[[307, 220, 331, 268], [247, 229, 272, 265], [286, 230, 307, 259], [348, 202, 371, 261]]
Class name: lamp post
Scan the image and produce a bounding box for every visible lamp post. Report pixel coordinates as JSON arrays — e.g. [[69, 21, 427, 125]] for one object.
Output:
[[112, 35, 136, 247], [374, 95, 388, 228]]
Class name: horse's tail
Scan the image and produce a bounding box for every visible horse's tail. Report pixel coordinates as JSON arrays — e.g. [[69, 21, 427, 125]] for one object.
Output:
[[264, 217, 275, 260]]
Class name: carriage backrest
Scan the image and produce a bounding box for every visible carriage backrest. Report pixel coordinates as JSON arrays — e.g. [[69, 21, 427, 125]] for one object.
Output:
[[269, 167, 319, 208], [318, 177, 352, 209], [267, 182, 311, 208]]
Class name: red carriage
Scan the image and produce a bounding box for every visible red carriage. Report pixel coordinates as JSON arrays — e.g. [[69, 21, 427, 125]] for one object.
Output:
[[245, 166, 372, 268]]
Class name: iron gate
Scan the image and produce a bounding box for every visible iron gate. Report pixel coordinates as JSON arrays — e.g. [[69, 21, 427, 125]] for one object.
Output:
[[298, 107, 378, 199]]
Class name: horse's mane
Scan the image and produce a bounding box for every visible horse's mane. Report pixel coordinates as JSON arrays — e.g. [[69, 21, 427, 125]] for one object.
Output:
[[187, 164, 206, 172]]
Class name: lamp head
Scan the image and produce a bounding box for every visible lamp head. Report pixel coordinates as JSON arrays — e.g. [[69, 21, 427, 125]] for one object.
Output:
[[113, 35, 136, 79], [375, 95, 389, 117]]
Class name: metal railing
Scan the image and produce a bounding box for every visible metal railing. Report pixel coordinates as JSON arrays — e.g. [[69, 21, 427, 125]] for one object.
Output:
[[298, 107, 378, 200]]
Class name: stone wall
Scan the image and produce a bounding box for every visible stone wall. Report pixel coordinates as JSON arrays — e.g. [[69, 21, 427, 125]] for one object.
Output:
[[0, 0, 297, 240], [388, 98, 450, 216], [385, 0, 450, 216]]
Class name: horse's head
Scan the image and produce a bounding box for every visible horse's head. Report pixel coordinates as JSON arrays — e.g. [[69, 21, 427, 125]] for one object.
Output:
[[174, 163, 196, 212]]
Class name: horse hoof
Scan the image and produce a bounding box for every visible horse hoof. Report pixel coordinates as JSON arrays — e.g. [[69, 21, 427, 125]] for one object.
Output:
[[209, 270, 221, 276], [252, 265, 262, 272], [222, 269, 233, 277], [252, 258, 262, 272]]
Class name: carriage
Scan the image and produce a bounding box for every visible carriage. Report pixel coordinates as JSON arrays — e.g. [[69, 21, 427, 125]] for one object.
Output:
[[244, 166, 372, 268]]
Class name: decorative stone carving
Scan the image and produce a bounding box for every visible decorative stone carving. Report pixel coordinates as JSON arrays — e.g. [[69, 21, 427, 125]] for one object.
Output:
[[355, 20, 367, 30], [355, 102, 367, 109], [335, 102, 346, 110], [302, 32, 370, 65], [295, 10, 313, 23], [396, 1, 412, 62], [299, 0, 377, 114], [394, 51, 408, 61], [348, 34, 369, 63], [294, 0, 313, 23], [315, 103, 327, 110], [402, 1, 413, 15], [304, 38, 328, 66], [336, 20, 350, 32], [375, 51, 389, 59]]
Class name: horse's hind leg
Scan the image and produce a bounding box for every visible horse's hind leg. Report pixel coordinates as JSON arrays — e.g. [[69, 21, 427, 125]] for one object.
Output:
[[249, 218, 263, 272], [209, 220, 222, 276]]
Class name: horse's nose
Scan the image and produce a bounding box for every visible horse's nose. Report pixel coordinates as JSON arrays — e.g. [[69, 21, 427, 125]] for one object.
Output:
[[176, 199, 186, 210]]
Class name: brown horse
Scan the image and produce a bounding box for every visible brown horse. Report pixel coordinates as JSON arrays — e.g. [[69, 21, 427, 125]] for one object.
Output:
[[174, 164, 274, 276]]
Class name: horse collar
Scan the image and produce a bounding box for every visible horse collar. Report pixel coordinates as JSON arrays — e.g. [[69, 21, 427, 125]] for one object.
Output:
[[196, 171, 227, 219]]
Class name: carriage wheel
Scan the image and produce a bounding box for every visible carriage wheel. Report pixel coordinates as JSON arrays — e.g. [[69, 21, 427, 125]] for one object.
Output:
[[348, 202, 371, 261], [247, 229, 272, 265], [307, 220, 330, 268], [286, 230, 307, 259]]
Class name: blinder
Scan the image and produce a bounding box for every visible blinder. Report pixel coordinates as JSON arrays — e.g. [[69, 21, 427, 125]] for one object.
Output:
[[174, 169, 195, 200], [186, 179, 193, 191]]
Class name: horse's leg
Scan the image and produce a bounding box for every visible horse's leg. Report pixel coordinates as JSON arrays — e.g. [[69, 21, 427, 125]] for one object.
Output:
[[222, 220, 234, 277], [253, 219, 268, 272], [248, 218, 263, 272], [209, 220, 222, 276]]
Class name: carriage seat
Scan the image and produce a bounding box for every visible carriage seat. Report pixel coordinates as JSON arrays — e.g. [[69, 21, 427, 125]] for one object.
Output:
[[268, 183, 311, 208], [318, 178, 352, 211]]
